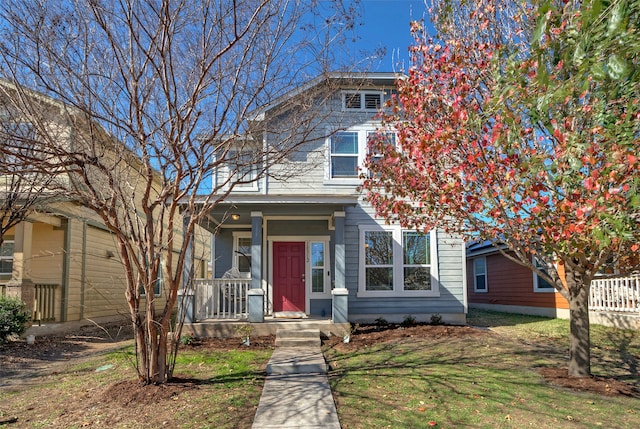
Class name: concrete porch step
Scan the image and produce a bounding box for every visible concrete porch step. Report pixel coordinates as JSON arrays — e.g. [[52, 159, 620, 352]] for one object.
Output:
[[266, 347, 328, 375], [274, 328, 321, 348], [184, 319, 348, 339]]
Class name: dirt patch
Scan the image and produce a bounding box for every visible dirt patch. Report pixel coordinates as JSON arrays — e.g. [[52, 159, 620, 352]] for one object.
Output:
[[323, 323, 487, 351], [538, 367, 640, 398], [102, 378, 201, 406], [0, 321, 135, 385], [180, 335, 276, 351]]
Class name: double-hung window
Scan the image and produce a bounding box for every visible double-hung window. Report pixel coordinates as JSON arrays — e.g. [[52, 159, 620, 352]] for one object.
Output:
[[359, 227, 439, 297], [366, 131, 395, 178], [2, 123, 43, 177], [228, 148, 259, 191], [327, 127, 396, 182], [0, 240, 14, 275], [533, 257, 555, 292], [233, 232, 252, 278], [140, 257, 162, 296], [330, 131, 359, 179], [215, 140, 260, 192], [363, 230, 394, 291], [473, 257, 487, 292], [402, 231, 432, 291]]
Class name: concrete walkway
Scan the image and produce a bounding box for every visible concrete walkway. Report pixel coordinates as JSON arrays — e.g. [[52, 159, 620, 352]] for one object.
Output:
[[252, 334, 340, 428]]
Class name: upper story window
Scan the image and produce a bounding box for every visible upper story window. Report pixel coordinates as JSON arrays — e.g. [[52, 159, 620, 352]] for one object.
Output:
[[1, 122, 35, 144], [367, 131, 395, 178], [330, 131, 359, 179], [327, 126, 396, 183], [215, 141, 260, 192], [0, 240, 14, 275], [1, 122, 39, 170], [358, 226, 439, 297], [342, 91, 384, 111], [229, 149, 259, 190]]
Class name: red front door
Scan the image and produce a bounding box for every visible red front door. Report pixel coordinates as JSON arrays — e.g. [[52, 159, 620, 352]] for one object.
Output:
[[273, 242, 305, 312]]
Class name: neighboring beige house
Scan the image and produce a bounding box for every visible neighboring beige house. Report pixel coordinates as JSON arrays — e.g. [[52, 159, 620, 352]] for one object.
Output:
[[1, 207, 211, 324], [1, 82, 211, 324]]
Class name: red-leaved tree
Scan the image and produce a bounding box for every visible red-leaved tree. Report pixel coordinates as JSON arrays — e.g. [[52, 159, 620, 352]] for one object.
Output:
[[364, 0, 639, 377]]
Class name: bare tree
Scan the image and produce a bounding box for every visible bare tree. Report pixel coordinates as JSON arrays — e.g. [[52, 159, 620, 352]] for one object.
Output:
[[0, 0, 361, 384], [0, 104, 57, 247]]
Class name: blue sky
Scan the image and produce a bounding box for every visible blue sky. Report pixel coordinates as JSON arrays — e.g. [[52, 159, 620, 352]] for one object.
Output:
[[352, 0, 431, 72]]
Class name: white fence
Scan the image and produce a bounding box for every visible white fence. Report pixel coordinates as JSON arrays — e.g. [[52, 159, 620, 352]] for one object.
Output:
[[590, 275, 640, 313], [194, 278, 250, 320]]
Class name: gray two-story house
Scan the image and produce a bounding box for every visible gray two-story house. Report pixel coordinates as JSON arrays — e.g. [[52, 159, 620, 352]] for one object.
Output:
[[190, 72, 467, 328]]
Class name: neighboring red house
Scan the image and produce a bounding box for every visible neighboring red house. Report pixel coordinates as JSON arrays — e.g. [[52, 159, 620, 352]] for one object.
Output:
[[466, 242, 570, 318]]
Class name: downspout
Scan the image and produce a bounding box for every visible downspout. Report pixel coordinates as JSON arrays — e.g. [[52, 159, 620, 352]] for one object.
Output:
[[262, 122, 268, 194], [80, 221, 87, 319], [61, 111, 74, 322], [461, 234, 468, 316], [210, 233, 215, 279]]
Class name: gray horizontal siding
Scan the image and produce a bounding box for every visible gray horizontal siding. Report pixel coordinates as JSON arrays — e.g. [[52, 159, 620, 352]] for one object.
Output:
[[343, 202, 466, 318], [260, 98, 382, 195], [268, 219, 330, 236]]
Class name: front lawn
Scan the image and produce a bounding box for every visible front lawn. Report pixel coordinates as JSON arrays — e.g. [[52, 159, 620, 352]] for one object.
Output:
[[324, 309, 640, 429], [0, 338, 273, 428]]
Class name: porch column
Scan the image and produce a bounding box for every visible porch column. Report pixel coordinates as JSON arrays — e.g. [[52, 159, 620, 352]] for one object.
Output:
[[332, 211, 349, 323], [6, 221, 35, 320], [248, 211, 264, 322]]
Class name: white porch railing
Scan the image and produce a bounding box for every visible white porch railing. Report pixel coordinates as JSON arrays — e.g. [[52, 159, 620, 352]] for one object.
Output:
[[194, 278, 250, 320], [589, 275, 640, 313]]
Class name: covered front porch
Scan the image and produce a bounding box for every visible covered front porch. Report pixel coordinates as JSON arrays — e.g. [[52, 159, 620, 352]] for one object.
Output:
[[181, 196, 358, 332], [183, 315, 349, 338], [589, 274, 640, 330], [181, 277, 349, 338]]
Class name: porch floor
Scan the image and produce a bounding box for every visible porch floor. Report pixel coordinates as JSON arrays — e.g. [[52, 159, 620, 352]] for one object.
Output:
[[184, 317, 349, 338]]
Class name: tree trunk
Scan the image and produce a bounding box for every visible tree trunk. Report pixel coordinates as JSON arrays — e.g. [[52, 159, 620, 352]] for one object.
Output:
[[564, 264, 591, 377], [134, 317, 148, 380]]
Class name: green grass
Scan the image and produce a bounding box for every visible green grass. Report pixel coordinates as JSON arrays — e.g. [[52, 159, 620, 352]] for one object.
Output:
[[0, 344, 272, 429], [468, 308, 640, 381], [325, 309, 640, 429]]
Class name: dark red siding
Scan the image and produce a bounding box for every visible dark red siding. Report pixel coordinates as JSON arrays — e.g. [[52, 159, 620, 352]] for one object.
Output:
[[467, 253, 569, 309]]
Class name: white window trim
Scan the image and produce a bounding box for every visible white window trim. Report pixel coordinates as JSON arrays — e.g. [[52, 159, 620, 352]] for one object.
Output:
[[533, 257, 555, 293], [357, 225, 439, 298], [140, 259, 162, 297], [473, 257, 488, 293], [0, 239, 14, 275], [214, 146, 260, 193], [342, 91, 384, 111], [308, 239, 331, 299], [232, 231, 252, 278], [325, 124, 388, 184]]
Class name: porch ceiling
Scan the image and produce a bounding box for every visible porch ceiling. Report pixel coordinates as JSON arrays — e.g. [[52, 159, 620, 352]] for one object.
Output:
[[204, 195, 357, 227]]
